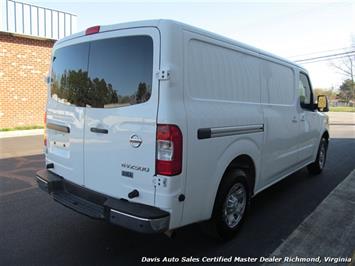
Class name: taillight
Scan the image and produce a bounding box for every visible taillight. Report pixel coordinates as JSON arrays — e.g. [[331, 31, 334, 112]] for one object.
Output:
[[156, 124, 182, 176], [85, 25, 100, 35], [44, 111, 47, 146]]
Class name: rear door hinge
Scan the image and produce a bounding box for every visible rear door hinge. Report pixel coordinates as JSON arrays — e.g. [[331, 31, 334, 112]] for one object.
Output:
[[157, 69, 170, 80]]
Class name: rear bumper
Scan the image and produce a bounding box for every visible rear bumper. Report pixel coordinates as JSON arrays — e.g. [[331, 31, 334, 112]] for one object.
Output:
[[36, 169, 170, 233]]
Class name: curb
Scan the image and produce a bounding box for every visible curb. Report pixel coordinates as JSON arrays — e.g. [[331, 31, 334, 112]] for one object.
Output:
[[0, 129, 44, 139], [329, 123, 355, 126], [264, 169, 355, 265]]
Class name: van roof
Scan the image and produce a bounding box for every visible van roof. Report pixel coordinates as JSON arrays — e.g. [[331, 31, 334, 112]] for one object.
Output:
[[56, 19, 307, 72]]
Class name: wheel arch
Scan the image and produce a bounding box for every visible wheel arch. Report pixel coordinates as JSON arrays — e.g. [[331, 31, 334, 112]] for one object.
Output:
[[322, 130, 329, 143], [198, 137, 262, 221], [224, 154, 256, 196], [208, 153, 256, 223]]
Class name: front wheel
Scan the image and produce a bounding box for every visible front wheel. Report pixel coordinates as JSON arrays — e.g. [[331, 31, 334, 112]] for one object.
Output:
[[211, 169, 250, 240], [307, 137, 328, 175]]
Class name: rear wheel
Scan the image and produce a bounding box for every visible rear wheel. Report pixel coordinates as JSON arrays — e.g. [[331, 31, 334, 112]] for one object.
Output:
[[307, 137, 328, 175], [211, 169, 250, 240]]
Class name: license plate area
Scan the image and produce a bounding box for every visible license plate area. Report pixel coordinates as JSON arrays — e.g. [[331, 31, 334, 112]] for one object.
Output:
[[48, 130, 70, 158]]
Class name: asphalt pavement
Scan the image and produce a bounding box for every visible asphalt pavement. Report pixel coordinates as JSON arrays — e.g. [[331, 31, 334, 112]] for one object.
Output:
[[0, 124, 354, 265]]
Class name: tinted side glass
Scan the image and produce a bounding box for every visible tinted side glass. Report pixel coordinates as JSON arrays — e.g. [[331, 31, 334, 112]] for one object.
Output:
[[51, 43, 89, 107], [87, 36, 153, 108], [299, 73, 312, 106]]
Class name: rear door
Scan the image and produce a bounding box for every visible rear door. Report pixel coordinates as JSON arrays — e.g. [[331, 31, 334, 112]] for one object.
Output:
[[46, 42, 90, 186], [83, 28, 160, 205]]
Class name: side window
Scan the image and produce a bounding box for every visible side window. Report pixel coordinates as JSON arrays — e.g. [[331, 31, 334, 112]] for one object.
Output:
[[299, 73, 313, 109]]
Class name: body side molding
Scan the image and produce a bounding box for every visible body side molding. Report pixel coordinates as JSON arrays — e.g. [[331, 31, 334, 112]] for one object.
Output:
[[198, 124, 264, 139]]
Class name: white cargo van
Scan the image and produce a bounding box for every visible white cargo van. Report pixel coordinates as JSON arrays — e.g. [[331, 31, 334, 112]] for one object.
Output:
[[36, 20, 329, 239]]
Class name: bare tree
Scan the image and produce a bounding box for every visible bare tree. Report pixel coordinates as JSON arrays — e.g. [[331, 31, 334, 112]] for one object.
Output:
[[330, 54, 355, 103], [331, 55, 354, 83]]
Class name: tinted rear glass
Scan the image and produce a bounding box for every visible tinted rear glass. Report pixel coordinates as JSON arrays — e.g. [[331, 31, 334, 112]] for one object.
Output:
[[51, 36, 153, 108], [50, 43, 90, 107]]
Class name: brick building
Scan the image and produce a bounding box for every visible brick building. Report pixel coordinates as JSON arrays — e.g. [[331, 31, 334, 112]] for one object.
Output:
[[0, 32, 55, 128], [0, 0, 77, 129]]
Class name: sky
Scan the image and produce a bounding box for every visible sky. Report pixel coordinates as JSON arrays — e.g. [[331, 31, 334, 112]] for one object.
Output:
[[28, 0, 355, 89]]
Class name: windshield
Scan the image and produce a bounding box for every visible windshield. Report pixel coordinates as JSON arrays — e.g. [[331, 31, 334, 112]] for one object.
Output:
[[50, 35, 153, 108]]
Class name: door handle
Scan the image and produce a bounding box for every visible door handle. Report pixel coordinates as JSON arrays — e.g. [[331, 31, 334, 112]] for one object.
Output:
[[90, 127, 108, 134], [292, 116, 298, 123], [300, 114, 305, 121]]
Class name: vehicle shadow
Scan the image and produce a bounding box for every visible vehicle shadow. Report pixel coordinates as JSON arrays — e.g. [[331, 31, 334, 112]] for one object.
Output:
[[50, 138, 355, 265], [1, 138, 354, 265]]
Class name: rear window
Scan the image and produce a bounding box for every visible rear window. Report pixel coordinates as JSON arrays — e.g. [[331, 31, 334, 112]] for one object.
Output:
[[50, 35, 153, 108]]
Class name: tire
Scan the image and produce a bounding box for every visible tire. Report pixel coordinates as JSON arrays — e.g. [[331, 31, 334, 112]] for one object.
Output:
[[307, 137, 328, 175], [210, 169, 251, 241]]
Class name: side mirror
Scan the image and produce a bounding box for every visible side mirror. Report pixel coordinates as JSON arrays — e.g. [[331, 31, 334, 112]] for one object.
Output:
[[317, 95, 329, 112]]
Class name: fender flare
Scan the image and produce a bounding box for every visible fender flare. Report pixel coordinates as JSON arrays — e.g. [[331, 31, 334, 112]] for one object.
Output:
[[204, 137, 261, 218]]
